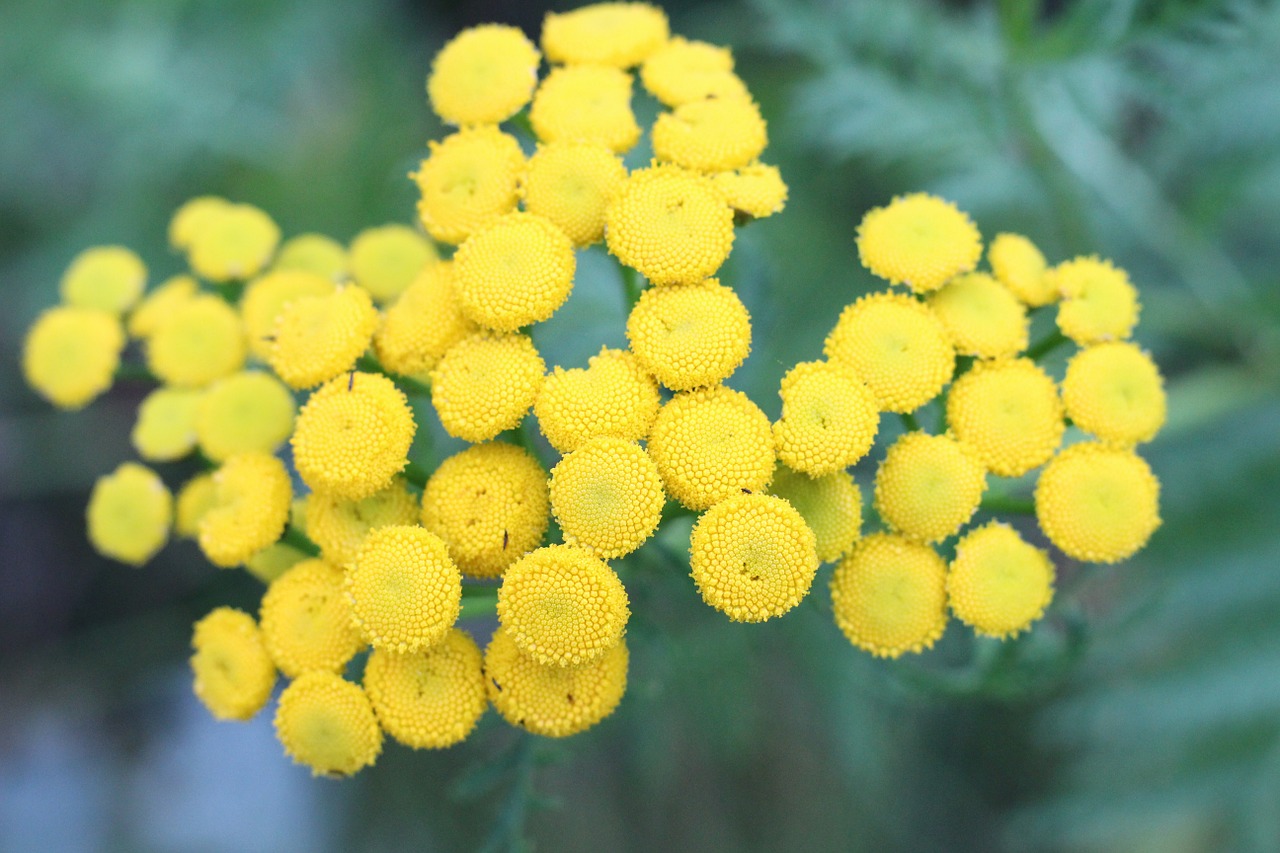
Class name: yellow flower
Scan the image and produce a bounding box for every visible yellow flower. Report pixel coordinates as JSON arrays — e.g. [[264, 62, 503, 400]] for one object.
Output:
[[198, 453, 292, 568], [529, 65, 642, 154], [710, 163, 788, 220], [421, 442, 550, 579], [60, 245, 146, 314], [174, 473, 217, 538], [874, 432, 986, 544], [830, 534, 949, 658], [259, 558, 364, 678], [240, 269, 337, 361], [268, 286, 378, 390], [146, 294, 246, 388], [196, 371, 296, 462], [305, 477, 419, 569], [190, 607, 277, 721], [945, 358, 1064, 477], [823, 291, 955, 414], [1035, 442, 1161, 563], [928, 272, 1028, 359], [186, 202, 281, 282], [274, 672, 382, 777], [948, 523, 1054, 639], [541, 2, 668, 67], [769, 463, 862, 563], [856, 193, 982, 293], [452, 212, 576, 332], [374, 262, 476, 380], [534, 347, 661, 453], [773, 360, 879, 476], [412, 126, 525, 245], [363, 629, 487, 749], [427, 24, 541, 126], [132, 386, 202, 462], [22, 306, 123, 409], [348, 525, 461, 653], [647, 385, 775, 510], [1062, 342, 1166, 446], [349, 224, 437, 304], [521, 142, 627, 247], [549, 438, 665, 558], [169, 196, 231, 251], [625, 278, 751, 391], [272, 233, 348, 282], [86, 462, 172, 566], [430, 332, 545, 443], [1049, 256, 1140, 344], [653, 97, 767, 173], [988, 233, 1054, 306], [127, 275, 198, 340], [640, 36, 748, 107]]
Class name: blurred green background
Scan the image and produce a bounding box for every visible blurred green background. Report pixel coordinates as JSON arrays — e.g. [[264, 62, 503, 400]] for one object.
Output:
[[2, 0, 1279, 850]]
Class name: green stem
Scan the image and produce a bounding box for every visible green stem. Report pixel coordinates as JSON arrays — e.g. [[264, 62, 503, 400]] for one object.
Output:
[[459, 585, 498, 619], [355, 354, 432, 398], [210, 280, 244, 304], [280, 525, 321, 557], [619, 262, 643, 311], [898, 411, 922, 433], [507, 110, 536, 141], [1025, 328, 1068, 361], [114, 362, 157, 383], [981, 494, 1036, 515], [402, 460, 430, 489], [660, 500, 696, 524]]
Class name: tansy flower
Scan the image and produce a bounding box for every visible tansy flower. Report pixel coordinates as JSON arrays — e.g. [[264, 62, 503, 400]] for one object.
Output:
[[22, 306, 123, 409], [347, 525, 462, 654], [273, 233, 348, 282], [1062, 342, 1166, 445], [769, 463, 862, 563], [60, 245, 146, 314], [363, 629, 487, 750], [1049, 256, 1140, 344], [186, 202, 281, 282], [874, 432, 986, 544], [689, 493, 818, 622], [529, 65, 642, 154], [86, 462, 172, 565], [348, 224, 437, 304], [196, 371, 296, 462], [198, 453, 292, 568], [274, 672, 383, 777], [430, 332, 545, 443], [1035, 442, 1161, 563], [541, 2, 668, 68], [169, 196, 231, 251], [830, 534, 949, 658], [948, 523, 1054, 639], [772, 360, 879, 476], [427, 24, 541, 126], [711, 163, 788, 220], [306, 478, 420, 569], [856, 193, 982, 293], [640, 36, 748, 107], [652, 97, 768, 173], [412, 126, 525, 245], [190, 607, 277, 721], [146, 294, 246, 388], [452, 212, 575, 332], [268, 286, 378, 390], [128, 275, 198, 340], [626, 278, 752, 391], [174, 473, 217, 538], [928, 272, 1028, 359], [549, 438, 665, 558], [240, 269, 337, 361], [520, 141, 627, 247], [374, 262, 476, 380], [259, 558, 364, 678], [989, 233, 1054, 306], [945, 358, 1064, 477], [534, 347, 661, 453], [132, 386, 202, 462]]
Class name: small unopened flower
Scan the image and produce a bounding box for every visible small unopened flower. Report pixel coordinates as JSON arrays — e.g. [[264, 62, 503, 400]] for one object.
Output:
[[274, 672, 382, 777], [830, 534, 949, 658], [190, 607, 277, 721]]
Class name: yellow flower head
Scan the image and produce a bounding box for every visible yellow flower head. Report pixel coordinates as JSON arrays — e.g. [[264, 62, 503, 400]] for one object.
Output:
[[274, 672, 382, 777], [60, 245, 146, 314], [989, 233, 1054, 306], [605, 165, 735, 285], [1035, 442, 1161, 563], [128, 275, 198, 340], [374, 262, 476, 380], [689, 493, 819, 622], [1062, 342, 1166, 446], [773, 360, 879, 476], [534, 347, 661, 453], [830, 533, 948, 658], [856, 193, 982, 293], [541, 2, 669, 67], [497, 544, 630, 667], [190, 607, 277, 721], [647, 385, 776, 510], [653, 97, 768, 173], [305, 478, 420, 569], [412, 126, 525, 245], [268, 286, 378, 390], [530, 65, 642, 154], [626, 278, 751, 391], [430, 332, 545, 443], [948, 522, 1054, 639], [422, 442, 549, 579], [874, 432, 986, 544], [521, 141, 627, 247], [291, 372, 415, 500], [349, 224, 437, 304], [244, 541, 308, 585], [363, 629, 487, 750], [711, 163, 788, 220], [198, 452, 292, 568], [452, 212, 576, 332], [186, 202, 281, 282], [945, 358, 1064, 477], [260, 558, 364, 678], [769, 463, 862, 563], [549, 437, 665, 558], [86, 462, 172, 566], [22, 306, 123, 409], [175, 473, 217, 538], [273, 233, 348, 282], [348, 525, 462, 653], [169, 196, 231, 251], [823, 291, 955, 414], [1049, 256, 1140, 344], [240, 269, 337, 360], [196, 371, 296, 462], [928, 272, 1028, 359], [132, 386, 202, 462], [146, 294, 246, 388], [640, 36, 748, 107], [428, 24, 541, 126], [485, 626, 628, 738]]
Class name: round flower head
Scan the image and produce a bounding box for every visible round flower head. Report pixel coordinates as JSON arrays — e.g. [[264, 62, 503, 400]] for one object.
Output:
[[541, 2, 668, 68], [770, 463, 862, 563], [430, 332, 544, 443], [147, 294, 246, 388], [534, 347, 661, 453], [169, 196, 231, 250], [428, 24, 541, 126], [856, 193, 982, 293], [190, 607, 276, 721], [1049, 256, 1140, 344], [946, 358, 1064, 477], [520, 142, 627, 247], [830, 534, 949, 658], [874, 432, 986, 544], [1035, 443, 1161, 563], [530, 65, 642, 154], [306, 478, 420, 569], [348, 224, 437, 304], [198, 453, 292, 568], [653, 97, 768, 173], [485, 626, 628, 738], [626, 279, 751, 391], [60, 245, 146, 314], [989, 232, 1054, 306], [240, 269, 337, 360], [421, 442, 549, 579], [196, 371, 296, 462], [244, 541, 309, 585], [128, 275, 198, 340], [823, 291, 955, 413], [268, 286, 378, 390], [348, 525, 462, 654], [606, 165, 735, 285], [1062, 342, 1166, 445], [374, 262, 476, 380], [292, 372, 415, 500], [948, 523, 1054, 639], [549, 438, 665, 558], [175, 473, 217, 538], [132, 386, 202, 462], [452, 212, 575, 332], [773, 360, 879, 476], [711, 164, 788, 220], [22, 306, 123, 409], [186, 202, 281, 282], [273, 233, 348, 282], [274, 672, 382, 777], [86, 462, 172, 565], [412, 126, 525, 245], [363, 629, 487, 750], [641, 36, 748, 107], [690, 493, 819, 622], [647, 385, 776, 510], [259, 558, 364, 678], [497, 544, 630, 667], [928, 272, 1028, 359]]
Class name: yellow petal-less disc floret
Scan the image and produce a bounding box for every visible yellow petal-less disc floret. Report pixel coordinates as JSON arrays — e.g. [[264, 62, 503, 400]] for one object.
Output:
[[198, 453, 292, 568], [640, 36, 748, 107], [348, 224, 437, 304], [427, 24, 540, 126], [626, 279, 751, 391], [132, 386, 202, 461], [541, 2, 668, 68], [169, 196, 231, 251], [196, 371, 296, 462], [534, 347, 661, 453], [652, 97, 768, 173], [374, 262, 476, 380], [769, 463, 862, 563], [348, 525, 462, 654], [422, 443, 549, 579], [928, 272, 1028, 359], [824, 291, 955, 414], [1035, 442, 1161, 564], [190, 607, 277, 721], [305, 478, 420, 569], [240, 269, 337, 360], [1062, 342, 1166, 445], [874, 432, 986, 544], [452, 212, 576, 332], [549, 438, 665, 558], [830, 534, 948, 658], [948, 522, 1054, 639], [647, 385, 776, 510], [274, 672, 382, 777], [856, 193, 982, 293], [529, 65, 642, 154], [945, 358, 1064, 477], [259, 558, 364, 678], [127, 275, 199, 340], [273, 233, 348, 282], [187, 202, 281, 282], [520, 142, 627, 247], [147, 294, 246, 388], [485, 626, 628, 738], [497, 544, 630, 667], [989, 233, 1055, 306], [86, 462, 172, 565], [711, 164, 788, 220], [291, 372, 415, 500], [60, 246, 146, 314], [175, 473, 217, 538], [412, 126, 525, 245], [689, 493, 819, 622], [430, 332, 545, 443], [268, 286, 378, 390], [1049, 256, 1140, 344], [22, 306, 123, 409], [773, 360, 879, 476], [363, 629, 487, 749]]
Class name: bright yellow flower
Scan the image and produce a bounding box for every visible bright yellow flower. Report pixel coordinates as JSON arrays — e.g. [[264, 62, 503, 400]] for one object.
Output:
[[190, 607, 276, 721], [305, 478, 420, 569], [363, 629, 487, 749], [640, 36, 748, 107], [169, 196, 231, 251], [530, 65, 642, 154], [23, 306, 123, 410], [710, 163, 787, 220], [127, 275, 198, 340], [1062, 342, 1166, 445], [988, 233, 1054, 306], [174, 473, 217, 539], [830, 534, 948, 658], [928, 272, 1028, 359], [196, 371, 296, 462], [948, 523, 1054, 639], [626, 278, 751, 391], [86, 462, 172, 566], [769, 463, 862, 563], [274, 672, 382, 777], [520, 142, 627, 247], [1049, 256, 1140, 344], [348, 525, 462, 653], [856, 193, 982, 293], [653, 97, 767, 172], [268, 286, 378, 390], [412, 126, 525, 245], [198, 453, 292, 568], [132, 386, 202, 462], [186, 202, 281, 282], [259, 558, 364, 678], [773, 360, 879, 476], [874, 432, 986, 544], [146, 294, 246, 388], [348, 224, 437, 304], [541, 2, 669, 68], [60, 245, 146, 314], [427, 24, 541, 125], [272, 233, 348, 282], [240, 269, 337, 361], [549, 438, 665, 558], [374, 262, 476, 380], [534, 347, 660, 453], [945, 358, 1064, 477], [430, 332, 545, 443], [452, 212, 575, 332]]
